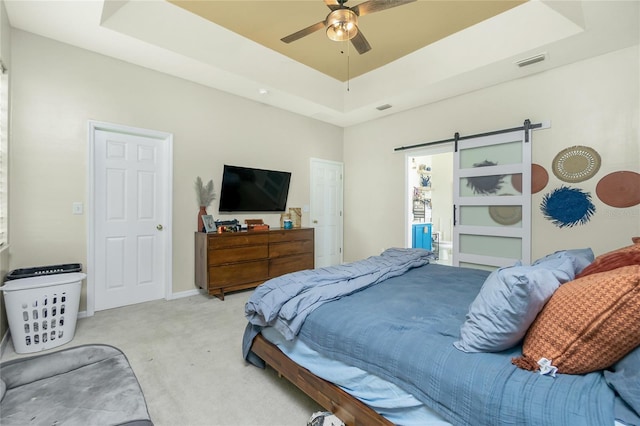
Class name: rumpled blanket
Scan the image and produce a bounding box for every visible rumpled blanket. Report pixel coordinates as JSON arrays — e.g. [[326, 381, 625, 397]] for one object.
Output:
[[243, 248, 434, 363]]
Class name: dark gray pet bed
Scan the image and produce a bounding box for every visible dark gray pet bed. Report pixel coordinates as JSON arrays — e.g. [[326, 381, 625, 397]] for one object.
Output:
[[0, 344, 153, 425]]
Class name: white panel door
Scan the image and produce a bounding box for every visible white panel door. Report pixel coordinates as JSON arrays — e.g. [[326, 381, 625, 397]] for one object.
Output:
[[94, 129, 167, 310], [310, 158, 343, 268], [453, 128, 532, 269]]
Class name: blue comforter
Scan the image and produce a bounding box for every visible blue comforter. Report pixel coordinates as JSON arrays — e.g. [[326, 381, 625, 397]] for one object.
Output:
[[295, 263, 617, 426], [245, 248, 434, 340]]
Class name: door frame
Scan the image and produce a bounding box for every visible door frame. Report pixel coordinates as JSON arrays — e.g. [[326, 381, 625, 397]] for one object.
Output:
[[86, 120, 173, 317], [404, 143, 454, 249]]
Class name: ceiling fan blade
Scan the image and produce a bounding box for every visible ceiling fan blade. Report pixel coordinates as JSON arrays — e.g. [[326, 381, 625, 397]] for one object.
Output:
[[324, 0, 342, 11], [350, 29, 372, 54], [352, 0, 416, 17], [281, 21, 326, 44]]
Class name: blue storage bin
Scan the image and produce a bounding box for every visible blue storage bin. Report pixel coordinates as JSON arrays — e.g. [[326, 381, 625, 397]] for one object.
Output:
[[412, 223, 432, 250]]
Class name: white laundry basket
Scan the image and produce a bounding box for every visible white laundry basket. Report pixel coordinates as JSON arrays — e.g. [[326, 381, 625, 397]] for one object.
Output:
[[1, 272, 85, 354]]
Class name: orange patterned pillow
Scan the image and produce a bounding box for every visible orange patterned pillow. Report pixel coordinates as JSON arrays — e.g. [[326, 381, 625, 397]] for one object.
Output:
[[512, 265, 640, 374], [576, 237, 640, 278]]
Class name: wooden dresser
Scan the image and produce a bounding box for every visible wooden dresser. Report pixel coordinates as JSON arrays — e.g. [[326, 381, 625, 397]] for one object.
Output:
[[195, 228, 314, 300]]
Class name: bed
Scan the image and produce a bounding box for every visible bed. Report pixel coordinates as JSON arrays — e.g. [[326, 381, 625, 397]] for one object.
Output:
[[242, 245, 640, 426]]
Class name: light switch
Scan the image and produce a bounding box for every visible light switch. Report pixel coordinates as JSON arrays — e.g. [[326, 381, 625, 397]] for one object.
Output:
[[72, 202, 83, 215]]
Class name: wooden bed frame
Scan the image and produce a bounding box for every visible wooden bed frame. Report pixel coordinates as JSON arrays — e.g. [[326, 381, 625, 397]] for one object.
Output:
[[250, 333, 393, 426]]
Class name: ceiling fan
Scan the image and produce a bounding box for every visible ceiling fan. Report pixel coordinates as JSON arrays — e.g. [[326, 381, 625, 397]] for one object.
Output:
[[281, 0, 416, 55]]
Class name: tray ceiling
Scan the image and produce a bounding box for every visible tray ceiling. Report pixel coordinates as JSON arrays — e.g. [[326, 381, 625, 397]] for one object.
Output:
[[168, 0, 525, 81], [4, 1, 639, 127]]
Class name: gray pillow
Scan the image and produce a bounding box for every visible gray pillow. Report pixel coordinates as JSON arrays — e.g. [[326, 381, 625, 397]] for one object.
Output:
[[454, 252, 578, 353], [532, 248, 594, 275]]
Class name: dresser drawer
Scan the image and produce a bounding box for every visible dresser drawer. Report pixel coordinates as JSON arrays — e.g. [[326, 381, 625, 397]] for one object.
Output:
[[208, 233, 269, 249], [209, 260, 269, 287], [209, 245, 268, 265], [269, 253, 314, 278], [269, 229, 313, 243], [269, 239, 314, 258]]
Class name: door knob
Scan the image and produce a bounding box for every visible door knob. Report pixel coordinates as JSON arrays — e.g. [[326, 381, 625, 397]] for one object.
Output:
[[157, 224, 164, 230], [313, 220, 318, 224]]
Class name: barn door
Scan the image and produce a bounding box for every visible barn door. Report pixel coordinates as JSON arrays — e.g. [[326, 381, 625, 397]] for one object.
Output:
[[452, 128, 532, 269]]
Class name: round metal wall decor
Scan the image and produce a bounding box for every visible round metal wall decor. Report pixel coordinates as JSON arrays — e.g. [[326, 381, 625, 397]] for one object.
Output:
[[552, 145, 601, 183]]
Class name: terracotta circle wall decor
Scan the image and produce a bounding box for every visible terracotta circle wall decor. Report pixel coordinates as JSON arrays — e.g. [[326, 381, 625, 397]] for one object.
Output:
[[511, 164, 549, 194], [540, 186, 596, 228], [596, 171, 640, 207], [552, 146, 601, 183]]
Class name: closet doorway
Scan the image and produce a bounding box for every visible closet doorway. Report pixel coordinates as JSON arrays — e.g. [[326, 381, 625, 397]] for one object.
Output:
[[406, 146, 454, 265]]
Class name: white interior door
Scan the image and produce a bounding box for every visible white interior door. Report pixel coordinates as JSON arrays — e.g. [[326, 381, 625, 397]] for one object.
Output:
[[90, 123, 172, 312], [310, 158, 343, 268], [453, 128, 532, 269]]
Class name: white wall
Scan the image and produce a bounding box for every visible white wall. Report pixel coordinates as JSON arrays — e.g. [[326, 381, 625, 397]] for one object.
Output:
[[9, 30, 343, 310], [344, 46, 640, 262], [6, 29, 640, 315]]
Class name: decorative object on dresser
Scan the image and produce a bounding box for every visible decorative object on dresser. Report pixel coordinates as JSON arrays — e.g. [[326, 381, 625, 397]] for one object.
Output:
[[195, 227, 314, 300], [194, 176, 216, 232], [289, 207, 302, 228], [245, 218, 269, 231], [202, 214, 216, 233], [280, 212, 292, 228], [215, 219, 240, 233]]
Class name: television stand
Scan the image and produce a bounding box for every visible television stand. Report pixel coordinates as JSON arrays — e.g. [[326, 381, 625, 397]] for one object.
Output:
[[194, 227, 314, 300]]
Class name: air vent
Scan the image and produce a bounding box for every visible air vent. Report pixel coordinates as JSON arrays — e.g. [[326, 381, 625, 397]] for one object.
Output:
[[515, 53, 546, 68], [376, 104, 392, 111]]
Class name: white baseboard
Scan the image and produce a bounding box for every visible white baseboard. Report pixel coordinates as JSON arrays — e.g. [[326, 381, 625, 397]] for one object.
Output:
[[75, 289, 205, 319], [168, 288, 206, 300]]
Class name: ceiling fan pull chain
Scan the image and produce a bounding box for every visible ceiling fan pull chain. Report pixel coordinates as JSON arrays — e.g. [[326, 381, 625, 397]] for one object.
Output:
[[347, 33, 351, 92]]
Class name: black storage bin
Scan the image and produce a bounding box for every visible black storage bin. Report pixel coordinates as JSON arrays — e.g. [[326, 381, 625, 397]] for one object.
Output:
[[5, 263, 83, 280]]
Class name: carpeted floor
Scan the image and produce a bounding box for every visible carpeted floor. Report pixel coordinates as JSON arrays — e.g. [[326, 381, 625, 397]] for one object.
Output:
[[1, 291, 321, 426]]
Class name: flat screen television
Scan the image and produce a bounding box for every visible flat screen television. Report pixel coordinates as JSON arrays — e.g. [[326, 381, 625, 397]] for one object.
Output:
[[218, 164, 292, 212]]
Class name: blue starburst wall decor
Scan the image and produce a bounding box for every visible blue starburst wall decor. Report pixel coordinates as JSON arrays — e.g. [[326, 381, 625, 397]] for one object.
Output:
[[540, 186, 596, 228]]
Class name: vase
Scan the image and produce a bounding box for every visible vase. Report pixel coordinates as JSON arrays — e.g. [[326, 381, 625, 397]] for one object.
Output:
[[197, 206, 207, 232]]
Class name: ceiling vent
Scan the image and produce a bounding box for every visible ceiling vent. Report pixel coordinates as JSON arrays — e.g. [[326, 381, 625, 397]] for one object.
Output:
[[376, 104, 392, 111], [515, 53, 546, 68]]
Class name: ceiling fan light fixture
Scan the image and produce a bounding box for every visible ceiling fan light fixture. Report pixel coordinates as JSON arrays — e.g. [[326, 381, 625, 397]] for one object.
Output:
[[326, 9, 358, 41]]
